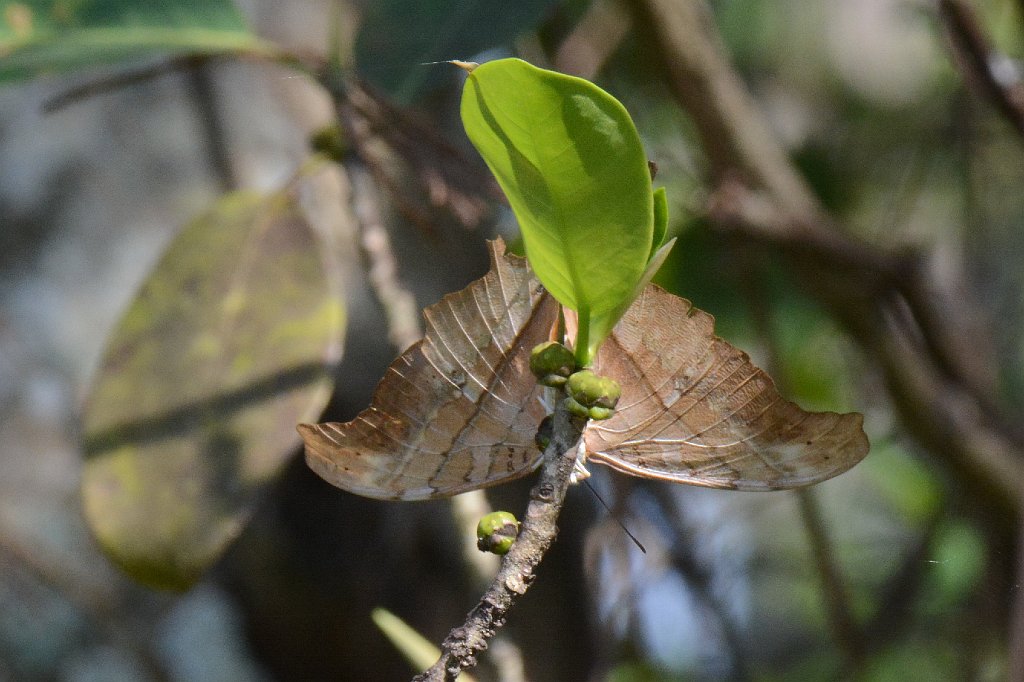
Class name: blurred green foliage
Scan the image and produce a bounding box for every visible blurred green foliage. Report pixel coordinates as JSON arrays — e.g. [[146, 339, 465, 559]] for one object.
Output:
[[0, 0, 272, 82], [1, 0, 1022, 679], [81, 188, 344, 590]]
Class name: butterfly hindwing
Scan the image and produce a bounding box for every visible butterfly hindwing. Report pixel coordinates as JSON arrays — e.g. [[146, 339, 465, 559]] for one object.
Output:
[[584, 284, 869, 490]]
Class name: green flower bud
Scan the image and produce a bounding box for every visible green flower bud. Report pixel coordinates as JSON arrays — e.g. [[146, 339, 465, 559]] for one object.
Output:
[[563, 395, 592, 419], [587, 405, 614, 420], [529, 342, 577, 387], [565, 370, 621, 410], [476, 511, 520, 555], [309, 124, 347, 162]]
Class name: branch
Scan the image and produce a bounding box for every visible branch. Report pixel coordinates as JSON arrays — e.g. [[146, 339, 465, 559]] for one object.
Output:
[[938, 0, 1024, 138], [40, 44, 311, 114], [553, 0, 632, 80], [340, 82, 500, 231], [0, 527, 167, 679], [322, 74, 498, 348], [710, 181, 1024, 521], [414, 402, 586, 681], [862, 508, 945, 650], [345, 161, 422, 352], [318, 69, 538, 680], [835, 293, 1024, 526], [448, 490, 529, 680], [1010, 492, 1024, 680], [184, 61, 235, 192], [42, 54, 223, 113], [627, 0, 822, 221], [733, 252, 865, 673], [648, 484, 751, 679], [631, 0, 1024, 520], [794, 490, 865, 672]]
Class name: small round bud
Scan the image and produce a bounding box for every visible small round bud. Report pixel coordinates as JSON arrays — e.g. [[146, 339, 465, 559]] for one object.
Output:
[[529, 342, 577, 387], [309, 125, 347, 162], [535, 415, 554, 451], [563, 395, 592, 419], [565, 370, 621, 410], [587, 405, 614, 420], [477, 511, 520, 555]]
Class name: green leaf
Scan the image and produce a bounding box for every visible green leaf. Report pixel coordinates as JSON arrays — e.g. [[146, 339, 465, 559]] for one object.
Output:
[[586, 237, 677, 361], [651, 186, 669, 255], [81, 189, 344, 590], [0, 0, 275, 83], [460, 58, 654, 365]]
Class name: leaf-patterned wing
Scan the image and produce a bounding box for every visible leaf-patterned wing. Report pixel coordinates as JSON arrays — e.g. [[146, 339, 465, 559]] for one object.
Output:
[[584, 285, 869, 490], [299, 240, 558, 500]]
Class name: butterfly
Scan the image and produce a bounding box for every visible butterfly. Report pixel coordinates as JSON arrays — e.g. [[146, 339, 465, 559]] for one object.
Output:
[[298, 240, 869, 500]]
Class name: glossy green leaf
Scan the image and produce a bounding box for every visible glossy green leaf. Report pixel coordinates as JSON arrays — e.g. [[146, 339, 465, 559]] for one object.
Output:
[[0, 0, 275, 83], [651, 186, 668, 256], [81, 189, 344, 590], [586, 237, 677, 359], [460, 58, 654, 365]]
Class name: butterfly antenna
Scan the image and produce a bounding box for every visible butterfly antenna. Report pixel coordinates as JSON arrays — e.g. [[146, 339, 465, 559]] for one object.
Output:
[[581, 478, 646, 553]]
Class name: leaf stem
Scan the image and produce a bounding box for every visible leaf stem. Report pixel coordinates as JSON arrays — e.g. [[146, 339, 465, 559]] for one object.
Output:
[[574, 306, 592, 367]]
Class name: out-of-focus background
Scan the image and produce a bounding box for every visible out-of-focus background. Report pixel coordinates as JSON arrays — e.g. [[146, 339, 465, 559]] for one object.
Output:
[[2, 0, 1024, 680]]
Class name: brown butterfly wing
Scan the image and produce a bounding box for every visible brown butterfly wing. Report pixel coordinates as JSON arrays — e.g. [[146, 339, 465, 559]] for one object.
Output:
[[298, 240, 558, 500], [584, 285, 869, 490]]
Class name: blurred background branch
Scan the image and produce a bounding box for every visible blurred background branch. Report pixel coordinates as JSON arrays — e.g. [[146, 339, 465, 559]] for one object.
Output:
[[939, 0, 1024, 137], [633, 0, 1024, 523], [2, 0, 1023, 679]]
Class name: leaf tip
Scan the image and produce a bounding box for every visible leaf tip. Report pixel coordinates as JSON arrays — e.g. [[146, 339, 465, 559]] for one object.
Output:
[[421, 59, 479, 73]]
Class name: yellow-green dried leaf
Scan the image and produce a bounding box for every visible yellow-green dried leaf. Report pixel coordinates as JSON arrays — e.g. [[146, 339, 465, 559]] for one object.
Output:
[[81, 190, 344, 590]]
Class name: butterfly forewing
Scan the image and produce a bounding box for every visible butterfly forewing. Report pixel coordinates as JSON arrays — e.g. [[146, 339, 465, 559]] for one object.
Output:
[[584, 284, 869, 490], [299, 241, 558, 500], [301, 243, 868, 500]]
